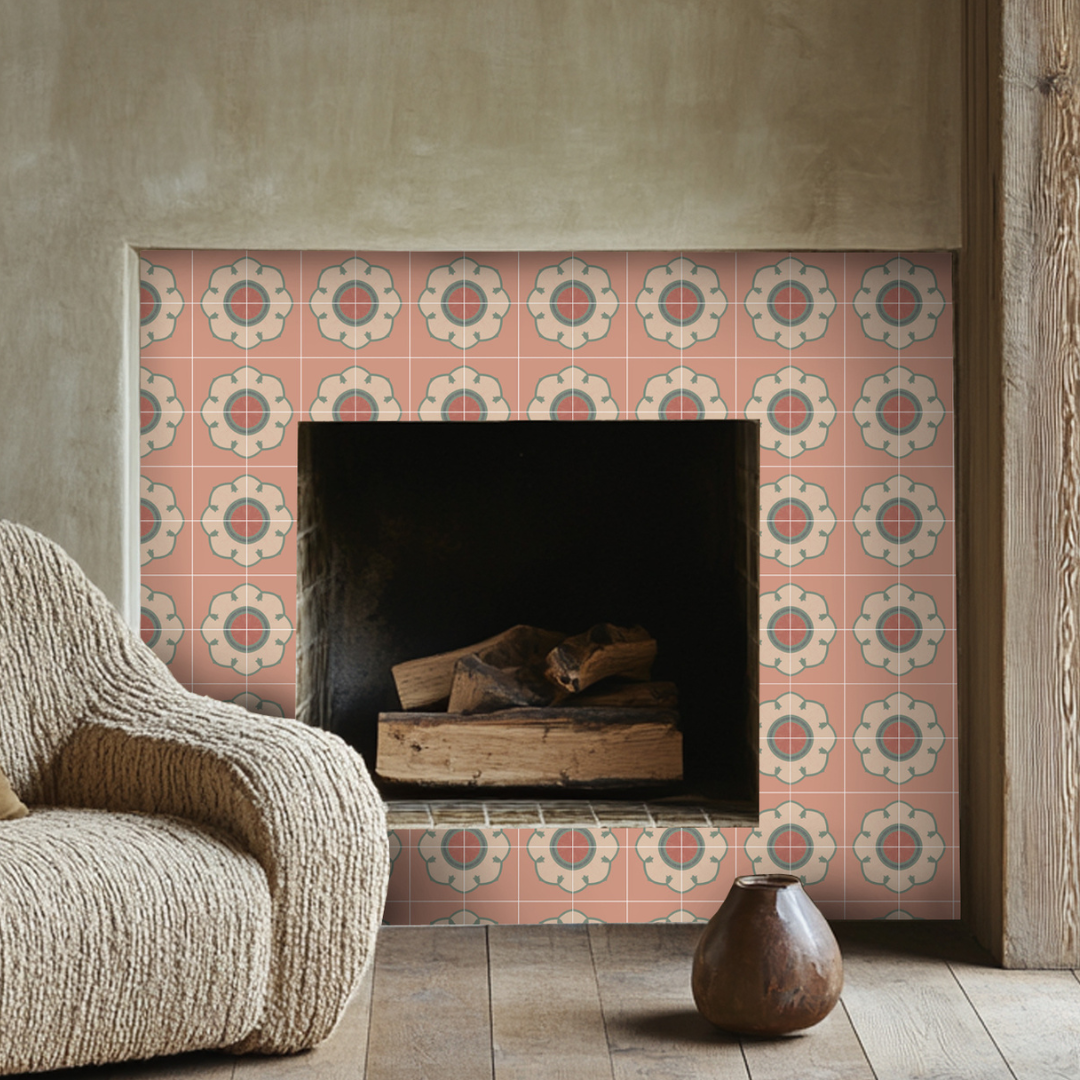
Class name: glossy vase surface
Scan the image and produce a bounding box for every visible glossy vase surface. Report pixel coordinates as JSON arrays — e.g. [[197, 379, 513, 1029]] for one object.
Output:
[[691, 873, 843, 1036]]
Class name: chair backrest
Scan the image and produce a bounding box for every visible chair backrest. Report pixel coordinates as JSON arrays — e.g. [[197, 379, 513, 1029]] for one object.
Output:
[[0, 521, 147, 802]]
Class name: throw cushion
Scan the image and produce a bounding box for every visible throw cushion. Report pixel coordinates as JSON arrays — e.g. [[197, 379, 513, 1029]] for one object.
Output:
[[0, 764, 29, 819]]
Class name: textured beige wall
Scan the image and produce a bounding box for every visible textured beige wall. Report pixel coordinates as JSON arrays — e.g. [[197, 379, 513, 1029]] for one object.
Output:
[[0, 0, 960, 616]]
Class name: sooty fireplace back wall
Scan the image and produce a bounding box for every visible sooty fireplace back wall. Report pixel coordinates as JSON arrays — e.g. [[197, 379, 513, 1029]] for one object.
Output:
[[298, 419, 759, 807]]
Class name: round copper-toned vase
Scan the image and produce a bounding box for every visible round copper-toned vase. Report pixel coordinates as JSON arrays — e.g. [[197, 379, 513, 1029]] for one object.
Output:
[[691, 874, 843, 1036]]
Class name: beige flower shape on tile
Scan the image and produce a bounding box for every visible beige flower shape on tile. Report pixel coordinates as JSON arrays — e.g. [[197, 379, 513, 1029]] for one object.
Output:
[[635, 366, 727, 420], [387, 830, 402, 870], [854, 800, 945, 893], [759, 691, 836, 784], [744, 256, 837, 349], [853, 474, 946, 567], [200, 256, 293, 349], [201, 366, 293, 458], [853, 583, 946, 675], [635, 827, 726, 893], [759, 582, 837, 676], [417, 365, 510, 421], [418, 257, 510, 349], [854, 366, 945, 458], [744, 366, 836, 459], [635, 257, 726, 348], [526, 366, 618, 420], [526, 827, 619, 893], [201, 473, 293, 567], [527, 257, 619, 349], [760, 474, 836, 567], [745, 800, 836, 887], [139, 258, 184, 348], [308, 366, 401, 422], [140, 367, 183, 458], [139, 584, 182, 666], [139, 475, 183, 566], [201, 582, 292, 676], [853, 257, 946, 349], [650, 909, 708, 924], [430, 910, 498, 926], [540, 910, 606, 924], [419, 828, 511, 891], [854, 692, 945, 783], [309, 257, 401, 349], [229, 691, 285, 718]]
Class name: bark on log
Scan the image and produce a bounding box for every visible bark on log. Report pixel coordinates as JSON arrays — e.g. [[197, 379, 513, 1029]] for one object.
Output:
[[391, 625, 565, 710], [447, 654, 555, 714], [544, 623, 656, 694]]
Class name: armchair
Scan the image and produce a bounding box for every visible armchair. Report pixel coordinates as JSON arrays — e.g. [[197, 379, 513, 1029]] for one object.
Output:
[[0, 521, 389, 1073]]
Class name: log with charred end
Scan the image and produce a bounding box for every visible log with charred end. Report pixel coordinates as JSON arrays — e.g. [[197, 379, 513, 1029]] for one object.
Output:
[[447, 654, 556, 715], [392, 624, 565, 710], [376, 706, 683, 787], [569, 680, 678, 709], [544, 623, 657, 694]]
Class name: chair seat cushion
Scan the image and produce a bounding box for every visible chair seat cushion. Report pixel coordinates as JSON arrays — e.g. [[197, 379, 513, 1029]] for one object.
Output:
[[0, 807, 271, 1075]]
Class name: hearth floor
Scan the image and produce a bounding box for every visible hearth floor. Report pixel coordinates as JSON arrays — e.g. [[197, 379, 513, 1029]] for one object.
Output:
[[384, 798, 758, 829]]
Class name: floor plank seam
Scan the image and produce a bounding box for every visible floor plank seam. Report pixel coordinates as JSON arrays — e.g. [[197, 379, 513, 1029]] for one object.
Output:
[[485, 926, 497, 1080], [736, 1039, 752, 1079], [584, 927, 619, 1080], [837, 997, 879, 1080], [359, 955, 376, 1080], [946, 961, 1019, 1080]]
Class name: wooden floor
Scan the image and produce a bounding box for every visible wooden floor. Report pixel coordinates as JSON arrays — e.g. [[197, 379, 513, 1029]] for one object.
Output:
[[58, 922, 1080, 1080]]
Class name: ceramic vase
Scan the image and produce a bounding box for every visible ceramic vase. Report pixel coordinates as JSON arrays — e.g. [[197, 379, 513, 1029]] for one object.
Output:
[[691, 873, 843, 1036]]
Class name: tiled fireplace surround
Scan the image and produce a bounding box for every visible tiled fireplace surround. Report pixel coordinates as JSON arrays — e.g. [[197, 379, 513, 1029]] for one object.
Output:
[[138, 250, 955, 925]]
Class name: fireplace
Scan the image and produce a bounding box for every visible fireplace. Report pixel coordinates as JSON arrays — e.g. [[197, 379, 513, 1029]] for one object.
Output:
[[297, 417, 759, 815], [136, 248, 957, 919]]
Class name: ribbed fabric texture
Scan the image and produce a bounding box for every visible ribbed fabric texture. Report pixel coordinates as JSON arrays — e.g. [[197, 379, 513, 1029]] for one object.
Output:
[[0, 521, 390, 1074]]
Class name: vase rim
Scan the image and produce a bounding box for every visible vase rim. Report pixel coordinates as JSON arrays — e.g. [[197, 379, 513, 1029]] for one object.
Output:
[[735, 873, 801, 889]]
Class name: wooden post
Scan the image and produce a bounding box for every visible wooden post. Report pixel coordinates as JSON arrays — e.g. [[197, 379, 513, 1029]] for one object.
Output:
[[962, 0, 1080, 966]]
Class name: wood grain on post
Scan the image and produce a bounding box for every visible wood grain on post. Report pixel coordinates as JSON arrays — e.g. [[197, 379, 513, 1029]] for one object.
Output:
[[962, 0, 1080, 966]]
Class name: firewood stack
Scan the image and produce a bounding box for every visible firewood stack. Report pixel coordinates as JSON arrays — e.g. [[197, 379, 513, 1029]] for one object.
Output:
[[375, 623, 683, 789]]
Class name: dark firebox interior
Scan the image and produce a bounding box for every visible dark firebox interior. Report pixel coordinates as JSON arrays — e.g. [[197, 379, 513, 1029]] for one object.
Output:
[[298, 419, 758, 809]]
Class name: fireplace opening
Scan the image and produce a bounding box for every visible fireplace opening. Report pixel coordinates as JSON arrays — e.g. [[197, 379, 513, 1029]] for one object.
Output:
[[297, 419, 759, 817]]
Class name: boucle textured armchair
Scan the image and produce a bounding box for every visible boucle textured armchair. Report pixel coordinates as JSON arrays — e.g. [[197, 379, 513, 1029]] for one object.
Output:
[[0, 521, 389, 1074]]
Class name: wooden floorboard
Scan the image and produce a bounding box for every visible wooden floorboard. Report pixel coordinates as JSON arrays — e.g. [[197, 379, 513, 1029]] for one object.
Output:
[[834, 922, 1014, 1080], [488, 924, 613, 1080], [950, 962, 1080, 1079], [587, 924, 748, 1080], [364, 925, 493, 1080], [38, 922, 1080, 1080]]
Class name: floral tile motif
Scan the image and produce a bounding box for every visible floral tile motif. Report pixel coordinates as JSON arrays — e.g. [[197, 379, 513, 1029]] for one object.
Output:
[[140, 250, 956, 922]]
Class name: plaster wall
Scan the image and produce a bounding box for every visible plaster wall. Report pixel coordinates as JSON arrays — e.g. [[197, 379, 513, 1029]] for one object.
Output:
[[0, 0, 960, 615]]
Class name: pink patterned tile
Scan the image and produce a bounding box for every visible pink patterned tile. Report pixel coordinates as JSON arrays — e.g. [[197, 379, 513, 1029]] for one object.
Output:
[[627, 357, 736, 422], [300, 355, 411, 423], [736, 253, 846, 361], [301, 251, 413, 361], [844, 464, 954, 578], [844, 790, 955, 904]]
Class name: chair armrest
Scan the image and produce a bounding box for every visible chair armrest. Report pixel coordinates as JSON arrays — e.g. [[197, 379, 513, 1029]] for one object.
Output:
[[53, 685, 389, 1054]]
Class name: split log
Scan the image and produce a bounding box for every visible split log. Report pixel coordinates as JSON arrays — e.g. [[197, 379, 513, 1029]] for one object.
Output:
[[569, 680, 678, 709], [376, 707, 683, 788], [392, 625, 565, 710], [447, 654, 555, 714], [544, 623, 656, 694]]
